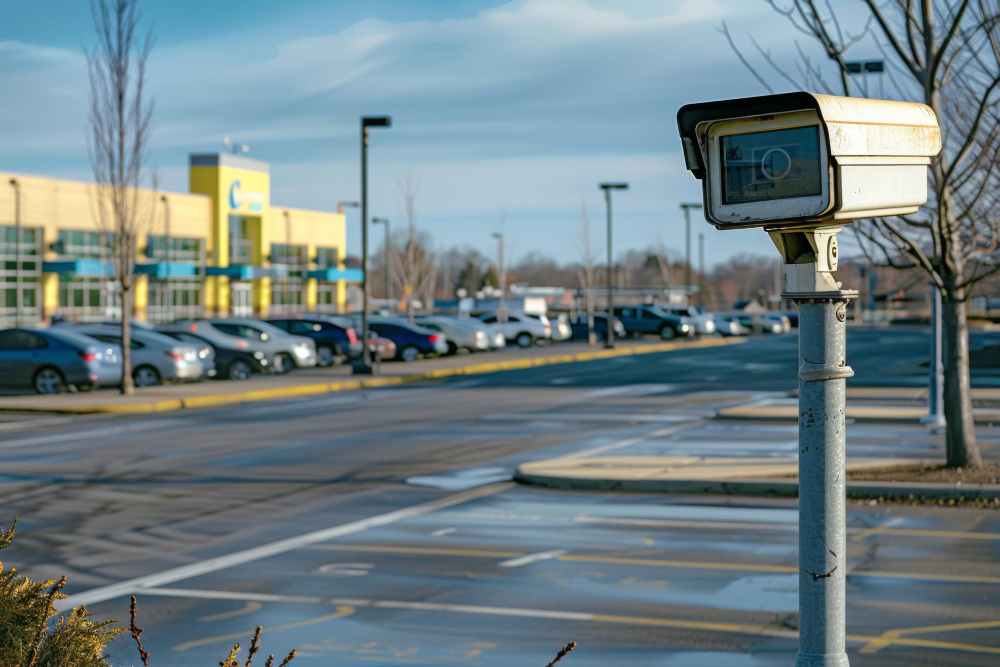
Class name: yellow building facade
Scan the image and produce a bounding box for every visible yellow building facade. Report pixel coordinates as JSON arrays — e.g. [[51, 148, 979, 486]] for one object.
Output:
[[0, 153, 354, 327]]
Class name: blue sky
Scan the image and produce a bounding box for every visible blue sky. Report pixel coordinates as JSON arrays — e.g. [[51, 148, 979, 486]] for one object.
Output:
[[0, 0, 873, 267]]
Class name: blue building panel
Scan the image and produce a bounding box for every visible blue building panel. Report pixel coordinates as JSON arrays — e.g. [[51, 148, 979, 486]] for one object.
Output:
[[308, 268, 363, 282]]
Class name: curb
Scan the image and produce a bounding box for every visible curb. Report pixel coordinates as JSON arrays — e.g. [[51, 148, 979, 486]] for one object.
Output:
[[513, 469, 1000, 502], [714, 404, 1000, 426], [0, 337, 745, 415]]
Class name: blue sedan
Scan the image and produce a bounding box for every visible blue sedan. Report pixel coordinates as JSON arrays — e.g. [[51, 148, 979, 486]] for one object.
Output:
[[367, 318, 448, 362], [0, 328, 121, 394]]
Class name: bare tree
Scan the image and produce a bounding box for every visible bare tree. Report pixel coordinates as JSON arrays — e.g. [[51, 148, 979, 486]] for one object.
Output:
[[723, 0, 1000, 467], [86, 0, 155, 396], [571, 201, 599, 344], [394, 176, 436, 322]]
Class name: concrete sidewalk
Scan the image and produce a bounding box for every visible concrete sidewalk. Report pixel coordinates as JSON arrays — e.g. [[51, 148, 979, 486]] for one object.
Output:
[[0, 336, 744, 414], [515, 455, 1000, 502], [715, 396, 1000, 424]]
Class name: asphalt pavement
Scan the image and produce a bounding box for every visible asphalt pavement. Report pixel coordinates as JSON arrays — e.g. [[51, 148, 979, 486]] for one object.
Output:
[[2, 327, 999, 665]]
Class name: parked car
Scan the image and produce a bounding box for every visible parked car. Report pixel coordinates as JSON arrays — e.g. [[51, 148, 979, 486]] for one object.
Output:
[[415, 315, 490, 353], [477, 311, 551, 348], [660, 305, 716, 335], [549, 313, 572, 342], [714, 315, 750, 337], [568, 313, 625, 342], [70, 324, 207, 387], [367, 317, 448, 361], [459, 317, 506, 349], [157, 324, 269, 380], [367, 333, 396, 361], [0, 327, 120, 394], [177, 318, 317, 372], [613, 306, 693, 339], [267, 314, 362, 367]]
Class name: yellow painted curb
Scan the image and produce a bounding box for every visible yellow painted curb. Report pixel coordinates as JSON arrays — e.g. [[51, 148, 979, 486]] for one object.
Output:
[[1, 337, 744, 415]]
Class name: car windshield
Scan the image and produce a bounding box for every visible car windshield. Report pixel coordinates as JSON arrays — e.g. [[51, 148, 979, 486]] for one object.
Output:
[[646, 306, 673, 318]]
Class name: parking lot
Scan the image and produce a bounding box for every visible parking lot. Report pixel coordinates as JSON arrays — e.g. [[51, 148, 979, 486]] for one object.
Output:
[[2, 328, 999, 665]]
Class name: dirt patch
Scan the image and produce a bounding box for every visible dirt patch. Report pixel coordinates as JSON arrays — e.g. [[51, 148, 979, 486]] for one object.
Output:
[[846, 462, 1000, 485]]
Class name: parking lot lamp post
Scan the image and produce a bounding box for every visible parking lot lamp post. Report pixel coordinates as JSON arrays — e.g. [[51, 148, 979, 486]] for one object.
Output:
[[599, 183, 628, 348], [492, 231, 507, 322], [160, 195, 172, 322], [921, 285, 946, 426], [373, 217, 391, 306], [680, 203, 702, 302], [699, 232, 705, 308], [9, 178, 21, 328], [360, 116, 391, 373]]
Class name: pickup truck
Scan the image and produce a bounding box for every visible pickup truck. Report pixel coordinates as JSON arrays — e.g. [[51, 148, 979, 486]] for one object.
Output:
[[613, 306, 693, 340]]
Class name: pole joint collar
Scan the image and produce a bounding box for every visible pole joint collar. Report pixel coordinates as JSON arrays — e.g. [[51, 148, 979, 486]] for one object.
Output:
[[799, 361, 854, 382]]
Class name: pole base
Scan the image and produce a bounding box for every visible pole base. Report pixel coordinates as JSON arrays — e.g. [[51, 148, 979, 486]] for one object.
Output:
[[603, 341, 614, 349], [351, 361, 375, 376], [919, 414, 946, 427], [794, 651, 850, 666]]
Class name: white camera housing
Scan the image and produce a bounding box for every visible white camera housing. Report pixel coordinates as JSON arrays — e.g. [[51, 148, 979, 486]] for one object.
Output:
[[677, 92, 941, 230]]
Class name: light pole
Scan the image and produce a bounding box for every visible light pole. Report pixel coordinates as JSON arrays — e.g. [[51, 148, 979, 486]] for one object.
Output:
[[680, 203, 702, 303], [9, 178, 21, 328], [699, 232, 705, 308], [360, 116, 391, 373], [921, 285, 946, 427], [160, 195, 171, 322], [492, 231, 506, 322], [599, 183, 628, 349], [373, 217, 391, 307], [283, 210, 291, 311]]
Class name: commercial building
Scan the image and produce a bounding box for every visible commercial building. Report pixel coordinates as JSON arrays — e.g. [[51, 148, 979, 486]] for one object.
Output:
[[1, 153, 360, 327]]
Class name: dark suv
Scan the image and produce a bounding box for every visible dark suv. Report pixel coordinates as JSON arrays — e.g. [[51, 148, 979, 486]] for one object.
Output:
[[267, 315, 362, 367], [613, 306, 692, 340]]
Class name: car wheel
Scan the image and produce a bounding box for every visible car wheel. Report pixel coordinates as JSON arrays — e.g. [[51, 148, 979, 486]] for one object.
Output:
[[34, 367, 66, 395], [275, 353, 294, 373], [515, 332, 533, 348], [133, 365, 161, 388], [447, 341, 459, 355], [400, 345, 420, 362], [317, 345, 336, 367], [659, 326, 676, 340], [226, 359, 252, 380]]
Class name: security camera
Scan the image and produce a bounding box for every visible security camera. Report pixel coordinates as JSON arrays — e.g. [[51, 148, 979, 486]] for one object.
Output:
[[677, 92, 941, 230]]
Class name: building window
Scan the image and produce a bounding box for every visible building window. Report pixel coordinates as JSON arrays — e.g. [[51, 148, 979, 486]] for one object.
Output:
[[56, 277, 120, 322], [270, 244, 307, 277], [316, 246, 339, 269], [271, 280, 304, 310], [148, 280, 202, 323], [228, 215, 254, 265], [147, 236, 202, 262], [316, 284, 339, 313], [56, 230, 113, 258], [0, 226, 42, 327]]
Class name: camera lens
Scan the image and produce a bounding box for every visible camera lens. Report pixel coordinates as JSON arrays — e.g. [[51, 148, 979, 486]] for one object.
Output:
[[760, 147, 792, 181]]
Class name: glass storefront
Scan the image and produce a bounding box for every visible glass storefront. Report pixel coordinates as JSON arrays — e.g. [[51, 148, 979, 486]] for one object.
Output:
[[270, 243, 306, 312], [56, 278, 121, 322]]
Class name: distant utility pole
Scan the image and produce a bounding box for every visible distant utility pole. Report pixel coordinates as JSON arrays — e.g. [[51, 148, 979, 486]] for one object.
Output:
[[680, 203, 702, 303], [9, 178, 21, 328], [161, 194, 171, 322], [373, 217, 391, 304], [493, 226, 507, 322], [600, 183, 628, 349], [698, 232, 705, 308]]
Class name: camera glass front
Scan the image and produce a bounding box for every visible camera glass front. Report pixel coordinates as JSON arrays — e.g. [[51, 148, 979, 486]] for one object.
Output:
[[720, 125, 822, 205]]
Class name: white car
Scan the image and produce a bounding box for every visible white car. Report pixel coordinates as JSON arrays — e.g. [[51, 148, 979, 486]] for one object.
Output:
[[661, 305, 716, 335], [71, 324, 208, 386], [416, 316, 490, 353], [549, 313, 572, 342], [477, 311, 551, 348]]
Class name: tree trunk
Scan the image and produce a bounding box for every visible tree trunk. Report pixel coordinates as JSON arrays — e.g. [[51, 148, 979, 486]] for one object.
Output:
[[941, 293, 982, 467], [120, 288, 134, 396]]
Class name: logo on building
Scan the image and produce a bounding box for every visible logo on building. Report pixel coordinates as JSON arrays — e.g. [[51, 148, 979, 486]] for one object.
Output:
[[229, 180, 265, 212]]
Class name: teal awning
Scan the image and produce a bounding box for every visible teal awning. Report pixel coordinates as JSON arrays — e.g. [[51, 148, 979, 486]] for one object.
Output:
[[308, 268, 363, 282], [135, 262, 198, 278], [43, 259, 115, 277]]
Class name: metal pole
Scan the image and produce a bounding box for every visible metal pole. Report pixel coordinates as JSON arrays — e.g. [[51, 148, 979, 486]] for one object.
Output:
[[794, 296, 852, 667], [283, 210, 290, 310], [360, 122, 370, 369], [698, 232, 705, 308], [604, 188, 614, 349], [684, 206, 691, 293], [9, 179, 21, 328], [921, 285, 946, 426], [384, 219, 390, 306], [161, 195, 171, 323]]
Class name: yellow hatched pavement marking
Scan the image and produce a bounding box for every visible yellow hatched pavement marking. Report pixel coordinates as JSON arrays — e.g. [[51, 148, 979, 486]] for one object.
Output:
[[859, 619, 1000, 654]]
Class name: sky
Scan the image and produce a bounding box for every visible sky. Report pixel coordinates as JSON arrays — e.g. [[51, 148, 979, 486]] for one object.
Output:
[[0, 0, 875, 269]]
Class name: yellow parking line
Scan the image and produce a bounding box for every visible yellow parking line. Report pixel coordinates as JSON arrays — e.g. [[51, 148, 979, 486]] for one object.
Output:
[[868, 527, 1000, 541], [173, 605, 355, 652], [860, 619, 1000, 654], [557, 553, 796, 574], [310, 544, 524, 558]]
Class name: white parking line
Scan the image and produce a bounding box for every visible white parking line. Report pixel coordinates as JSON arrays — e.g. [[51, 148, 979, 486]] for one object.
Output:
[[0, 419, 182, 451], [479, 412, 694, 424], [566, 422, 698, 459], [497, 549, 566, 568], [432, 527, 457, 536], [54, 482, 513, 611]]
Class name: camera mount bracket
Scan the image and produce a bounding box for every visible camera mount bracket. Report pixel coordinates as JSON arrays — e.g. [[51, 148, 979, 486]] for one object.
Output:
[[768, 225, 859, 300]]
